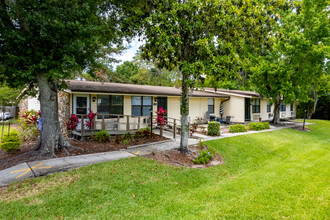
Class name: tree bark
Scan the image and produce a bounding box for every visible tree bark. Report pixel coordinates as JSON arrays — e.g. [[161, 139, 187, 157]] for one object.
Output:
[[35, 74, 74, 157], [272, 94, 281, 124], [307, 90, 318, 119], [179, 72, 190, 153]]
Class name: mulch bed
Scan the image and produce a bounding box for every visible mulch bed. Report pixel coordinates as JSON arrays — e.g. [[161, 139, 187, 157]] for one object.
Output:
[[0, 135, 167, 171], [143, 146, 223, 168], [291, 126, 311, 132]]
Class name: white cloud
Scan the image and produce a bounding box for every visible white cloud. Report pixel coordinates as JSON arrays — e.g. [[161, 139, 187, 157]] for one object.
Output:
[[112, 37, 145, 69]]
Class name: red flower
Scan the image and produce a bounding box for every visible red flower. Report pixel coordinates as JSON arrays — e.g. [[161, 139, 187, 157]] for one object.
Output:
[[155, 107, 167, 126]]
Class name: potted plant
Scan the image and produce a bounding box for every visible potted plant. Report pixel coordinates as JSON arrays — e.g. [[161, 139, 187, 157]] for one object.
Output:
[[259, 117, 262, 122]]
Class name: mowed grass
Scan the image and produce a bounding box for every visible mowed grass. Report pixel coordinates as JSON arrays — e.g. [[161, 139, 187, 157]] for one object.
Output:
[[0, 120, 329, 219]]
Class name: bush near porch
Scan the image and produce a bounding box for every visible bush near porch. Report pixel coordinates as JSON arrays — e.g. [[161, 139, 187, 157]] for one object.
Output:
[[229, 124, 248, 133], [207, 121, 220, 136], [248, 122, 270, 131]]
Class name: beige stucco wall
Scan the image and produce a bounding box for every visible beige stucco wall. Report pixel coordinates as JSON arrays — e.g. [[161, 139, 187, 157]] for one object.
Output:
[[189, 97, 208, 122], [167, 97, 180, 120], [280, 102, 296, 119], [251, 98, 272, 121], [222, 96, 245, 123]]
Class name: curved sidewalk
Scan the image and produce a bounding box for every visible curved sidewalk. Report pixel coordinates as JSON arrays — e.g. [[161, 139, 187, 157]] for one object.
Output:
[[0, 122, 310, 187]]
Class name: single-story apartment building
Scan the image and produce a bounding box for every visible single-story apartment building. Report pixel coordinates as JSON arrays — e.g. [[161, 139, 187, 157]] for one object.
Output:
[[20, 80, 229, 133], [203, 88, 297, 123], [20, 80, 296, 134]]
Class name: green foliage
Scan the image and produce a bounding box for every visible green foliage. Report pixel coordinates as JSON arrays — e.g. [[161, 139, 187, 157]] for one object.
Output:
[[0, 86, 20, 111], [114, 135, 121, 144], [297, 95, 330, 120], [251, 0, 329, 122], [134, 127, 155, 139], [18, 110, 40, 140], [0, 0, 143, 88], [229, 124, 248, 133], [123, 139, 130, 145], [93, 131, 110, 143], [141, 0, 290, 148], [122, 132, 133, 142], [207, 121, 220, 136], [18, 126, 39, 141], [0, 131, 21, 152], [248, 122, 270, 131], [193, 146, 216, 165]]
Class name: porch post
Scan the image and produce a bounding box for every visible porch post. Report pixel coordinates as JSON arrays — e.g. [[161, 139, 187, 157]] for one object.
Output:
[[101, 115, 105, 131], [117, 115, 120, 130], [81, 115, 85, 140], [138, 117, 140, 130], [173, 119, 176, 139], [126, 115, 130, 131]]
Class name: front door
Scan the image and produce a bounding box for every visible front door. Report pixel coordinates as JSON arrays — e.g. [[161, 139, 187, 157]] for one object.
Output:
[[157, 97, 168, 117], [73, 94, 90, 130], [245, 98, 251, 121]]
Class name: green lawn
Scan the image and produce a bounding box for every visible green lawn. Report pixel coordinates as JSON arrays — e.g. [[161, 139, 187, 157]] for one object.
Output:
[[0, 120, 329, 219]]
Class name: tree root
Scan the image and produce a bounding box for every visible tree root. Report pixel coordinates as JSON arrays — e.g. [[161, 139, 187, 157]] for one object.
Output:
[[164, 153, 184, 166], [32, 133, 84, 157]]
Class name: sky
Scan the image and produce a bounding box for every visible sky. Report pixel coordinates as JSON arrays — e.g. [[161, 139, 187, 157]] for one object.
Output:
[[111, 38, 145, 70]]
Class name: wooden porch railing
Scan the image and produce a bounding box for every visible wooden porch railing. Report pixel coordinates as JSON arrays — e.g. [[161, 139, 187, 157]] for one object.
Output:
[[77, 114, 181, 139]]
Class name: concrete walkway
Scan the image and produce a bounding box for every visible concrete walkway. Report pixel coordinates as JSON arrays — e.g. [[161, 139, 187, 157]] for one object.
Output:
[[0, 121, 312, 187]]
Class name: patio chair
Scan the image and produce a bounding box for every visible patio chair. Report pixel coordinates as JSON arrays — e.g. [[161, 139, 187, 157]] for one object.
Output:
[[224, 116, 232, 124], [206, 111, 210, 122]]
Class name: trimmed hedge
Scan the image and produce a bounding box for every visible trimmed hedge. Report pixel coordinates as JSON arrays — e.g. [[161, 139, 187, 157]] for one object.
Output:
[[229, 124, 248, 133], [207, 121, 220, 136], [248, 122, 270, 131], [0, 131, 21, 152]]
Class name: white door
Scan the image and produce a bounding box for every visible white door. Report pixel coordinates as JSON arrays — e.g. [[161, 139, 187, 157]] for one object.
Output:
[[73, 94, 90, 130]]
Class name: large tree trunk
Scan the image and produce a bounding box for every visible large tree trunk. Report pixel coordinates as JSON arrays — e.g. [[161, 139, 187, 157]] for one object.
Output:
[[179, 72, 190, 153], [34, 74, 74, 157], [272, 95, 281, 124]]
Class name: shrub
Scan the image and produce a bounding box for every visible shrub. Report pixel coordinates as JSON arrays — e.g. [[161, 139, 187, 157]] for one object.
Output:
[[229, 124, 248, 133], [134, 130, 143, 139], [93, 130, 110, 143], [114, 135, 121, 144], [193, 146, 216, 164], [207, 121, 220, 136], [19, 126, 39, 141], [248, 122, 270, 131], [0, 131, 21, 152], [122, 132, 132, 142], [66, 114, 79, 131], [140, 127, 152, 137]]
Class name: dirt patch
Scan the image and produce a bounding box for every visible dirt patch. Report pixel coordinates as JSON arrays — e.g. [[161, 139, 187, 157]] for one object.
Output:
[[143, 146, 223, 168], [0, 173, 81, 202], [291, 126, 311, 132], [0, 135, 167, 171]]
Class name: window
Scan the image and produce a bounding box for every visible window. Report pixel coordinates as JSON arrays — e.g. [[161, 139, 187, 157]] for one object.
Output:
[[97, 95, 123, 118], [76, 97, 87, 115], [290, 103, 293, 111], [280, 101, 286, 112], [132, 96, 152, 116], [208, 98, 214, 113], [252, 98, 260, 113], [267, 101, 271, 113]]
